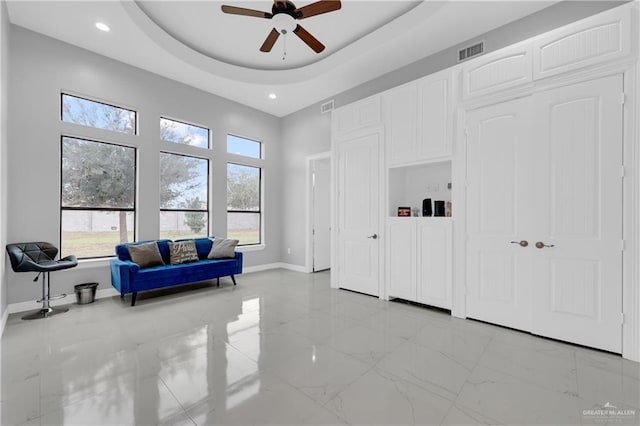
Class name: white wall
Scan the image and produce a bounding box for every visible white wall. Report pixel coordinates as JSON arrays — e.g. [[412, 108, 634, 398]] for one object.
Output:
[[279, 0, 625, 270], [0, 0, 9, 325], [280, 106, 331, 267], [6, 26, 283, 304]]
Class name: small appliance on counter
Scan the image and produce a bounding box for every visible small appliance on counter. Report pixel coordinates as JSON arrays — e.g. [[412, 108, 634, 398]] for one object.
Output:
[[434, 200, 445, 217], [422, 198, 432, 217]]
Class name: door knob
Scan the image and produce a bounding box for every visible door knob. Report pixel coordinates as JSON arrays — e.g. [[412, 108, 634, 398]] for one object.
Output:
[[510, 240, 528, 247], [535, 241, 555, 249], [368, 234, 378, 240]]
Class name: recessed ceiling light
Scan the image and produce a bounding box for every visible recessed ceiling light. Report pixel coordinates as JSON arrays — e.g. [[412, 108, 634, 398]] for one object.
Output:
[[268, 93, 277, 100], [95, 22, 110, 32]]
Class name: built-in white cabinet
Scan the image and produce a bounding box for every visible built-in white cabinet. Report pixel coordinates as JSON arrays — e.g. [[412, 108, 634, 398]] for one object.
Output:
[[386, 217, 452, 309], [532, 5, 631, 80], [332, 95, 381, 137], [461, 5, 632, 101], [382, 81, 418, 165], [460, 40, 532, 100], [383, 69, 452, 166]]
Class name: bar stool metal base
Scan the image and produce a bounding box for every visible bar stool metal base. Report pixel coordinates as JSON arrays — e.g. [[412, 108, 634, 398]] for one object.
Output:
[[22, 306, 69, 320]]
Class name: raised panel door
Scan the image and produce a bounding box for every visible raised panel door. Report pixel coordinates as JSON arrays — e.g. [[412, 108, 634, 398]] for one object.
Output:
[[465, 96, 534, 331], [416, 219, 452, 309], [385, 218, 416, 300], [337, 130, 381, 296], [531, 75, 623, 353]]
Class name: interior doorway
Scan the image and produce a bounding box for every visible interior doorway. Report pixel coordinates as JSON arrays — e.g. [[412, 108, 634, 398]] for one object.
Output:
[[307, 153, 331, 272]]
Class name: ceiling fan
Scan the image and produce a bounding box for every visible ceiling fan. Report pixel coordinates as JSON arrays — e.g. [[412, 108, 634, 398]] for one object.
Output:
[[221, 0, 342, 53]]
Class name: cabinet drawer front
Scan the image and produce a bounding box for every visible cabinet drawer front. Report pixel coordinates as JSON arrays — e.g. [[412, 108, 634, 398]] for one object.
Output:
[[533, 7, 631, 80], [461, 42, 532, 100]]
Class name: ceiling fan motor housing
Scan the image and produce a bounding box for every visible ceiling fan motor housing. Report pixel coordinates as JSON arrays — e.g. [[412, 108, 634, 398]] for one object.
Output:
[[273, 0, 301, 18]]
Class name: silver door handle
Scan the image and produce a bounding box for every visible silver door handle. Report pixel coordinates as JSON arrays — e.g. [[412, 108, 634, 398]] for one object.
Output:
[[535, 241, 555, 249], [368, 234, 378, 240], [510, 240, 528, 247]]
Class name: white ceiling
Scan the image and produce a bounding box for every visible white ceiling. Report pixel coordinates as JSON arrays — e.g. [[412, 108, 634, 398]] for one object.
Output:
[[6, 0, 558, 117]]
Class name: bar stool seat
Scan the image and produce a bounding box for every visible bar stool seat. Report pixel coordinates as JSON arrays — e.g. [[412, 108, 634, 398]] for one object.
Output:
[[6, 242, 78, 320]]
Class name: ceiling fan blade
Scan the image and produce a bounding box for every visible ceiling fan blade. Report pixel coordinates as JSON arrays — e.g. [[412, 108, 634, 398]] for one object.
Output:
[[260, 28, 280, 52], [293, 24, 325, 53], [294, 0, 341, 19], [221, 5, 273, 19]]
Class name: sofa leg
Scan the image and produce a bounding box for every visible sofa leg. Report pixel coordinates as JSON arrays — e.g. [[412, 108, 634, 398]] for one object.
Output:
[[120, 293, 124, 299], [131, 292, 138, 306], [231, 275, 237, 286], [217, 277, 220, 287]]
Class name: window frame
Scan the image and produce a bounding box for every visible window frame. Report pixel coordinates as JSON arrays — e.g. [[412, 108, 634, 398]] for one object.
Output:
[[61, 93, 138, 135], [59, 135, 137, 260], [159, 151, 211, 240], [226, 161, 263, 246]]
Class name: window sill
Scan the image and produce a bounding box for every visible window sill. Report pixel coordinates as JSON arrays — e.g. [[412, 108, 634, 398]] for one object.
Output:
[[237, 244, 265, 253], [76, 257, 113, 269]]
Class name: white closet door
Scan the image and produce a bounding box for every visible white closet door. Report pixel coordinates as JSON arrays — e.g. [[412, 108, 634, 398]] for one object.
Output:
[[337, 130, 381, 296], [531, 75, 623, 353], [465, 97, 535, 331]]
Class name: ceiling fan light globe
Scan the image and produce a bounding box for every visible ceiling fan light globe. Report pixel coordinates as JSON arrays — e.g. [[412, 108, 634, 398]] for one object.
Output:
[[272, 13, 296, 35]]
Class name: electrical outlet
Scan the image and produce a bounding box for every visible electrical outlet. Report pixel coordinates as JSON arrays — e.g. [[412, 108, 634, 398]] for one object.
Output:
[[287, 248, 291, 254]]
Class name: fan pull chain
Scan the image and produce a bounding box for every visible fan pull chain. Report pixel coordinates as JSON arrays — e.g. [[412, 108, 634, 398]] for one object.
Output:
[[282, 33, 287, 61]]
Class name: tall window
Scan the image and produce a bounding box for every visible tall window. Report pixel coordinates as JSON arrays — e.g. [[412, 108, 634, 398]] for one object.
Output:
[[160, 152, 209, 240], [61, 137, 136, 259], [61, 93, 136, 135], [227, 134, 262, 245]]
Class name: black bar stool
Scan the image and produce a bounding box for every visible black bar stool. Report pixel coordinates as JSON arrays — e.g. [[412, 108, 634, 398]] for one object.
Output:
[[6, 242, 78, 320]]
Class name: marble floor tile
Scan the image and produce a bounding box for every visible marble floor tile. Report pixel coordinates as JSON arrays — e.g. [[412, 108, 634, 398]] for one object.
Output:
[[409, 320, 492, 370], [326, 368, 454, 425], [38, 375, 185, 426], [477, 338, 579, 396], [185, 372, 328, 425], [265, 341, 372, 404], [358, 307, 430, 340], [321, 324, 406, 365], [2, 269, 638, 426], [441, 403, 504, 425], [376, 339, 474, 400], [576, 356, 640, 410], [456, 365, 584, 425]]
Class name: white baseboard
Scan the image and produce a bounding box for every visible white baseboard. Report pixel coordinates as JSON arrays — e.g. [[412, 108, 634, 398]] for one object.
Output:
[[7, 286, 120, 315], [243, 263, 307, 274]]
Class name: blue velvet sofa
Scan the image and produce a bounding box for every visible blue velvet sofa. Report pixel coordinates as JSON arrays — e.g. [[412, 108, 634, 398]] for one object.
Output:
[[110, 238, 243, 306]]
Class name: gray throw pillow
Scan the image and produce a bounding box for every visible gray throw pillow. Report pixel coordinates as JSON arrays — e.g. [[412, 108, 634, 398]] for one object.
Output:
[[127, 242, 165, 268], [207, 238, 239, 259], [168, 240, 199, 265]]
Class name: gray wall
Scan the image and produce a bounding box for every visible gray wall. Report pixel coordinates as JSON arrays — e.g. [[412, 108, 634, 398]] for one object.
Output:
[[281, 107, 332, 266], [1, 0, 9, 319], [6, 26, 282, 304], [279, 0, 625, 270]]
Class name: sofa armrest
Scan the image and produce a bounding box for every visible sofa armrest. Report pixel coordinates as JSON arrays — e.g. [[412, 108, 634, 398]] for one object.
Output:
[[234, 251, 243, 274], [110, 258, 140, 295]]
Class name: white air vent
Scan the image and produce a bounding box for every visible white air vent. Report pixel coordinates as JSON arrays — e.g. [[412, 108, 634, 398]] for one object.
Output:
[[458, 41, 485, 62], [321, 100, 335, 114]]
